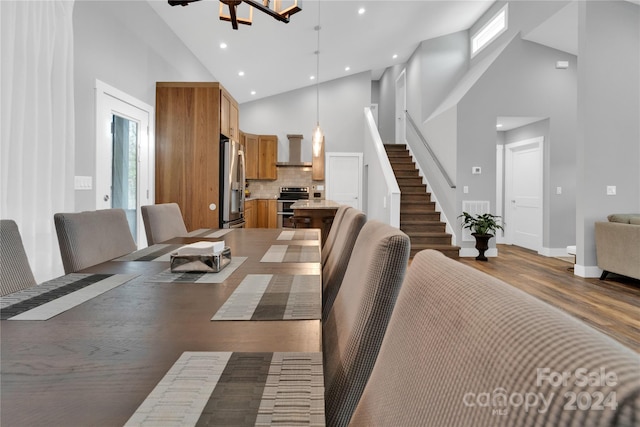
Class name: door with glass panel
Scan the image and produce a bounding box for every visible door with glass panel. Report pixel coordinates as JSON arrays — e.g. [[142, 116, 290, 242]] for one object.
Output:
[[95, 80, 154, 247]]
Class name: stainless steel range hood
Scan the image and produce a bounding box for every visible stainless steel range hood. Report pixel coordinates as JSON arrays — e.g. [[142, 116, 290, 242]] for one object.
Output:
[[276, 134, 312, 167]]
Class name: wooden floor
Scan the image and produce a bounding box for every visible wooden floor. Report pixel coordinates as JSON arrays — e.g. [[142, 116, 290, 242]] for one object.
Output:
[[456, 244, 640, 352]]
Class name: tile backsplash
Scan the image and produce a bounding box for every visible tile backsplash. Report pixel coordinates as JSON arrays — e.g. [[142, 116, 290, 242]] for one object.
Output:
[[247, 167, 324, 199]]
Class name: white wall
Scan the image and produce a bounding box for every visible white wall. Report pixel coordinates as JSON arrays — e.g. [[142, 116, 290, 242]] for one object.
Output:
[[240, 72, 371, 163]]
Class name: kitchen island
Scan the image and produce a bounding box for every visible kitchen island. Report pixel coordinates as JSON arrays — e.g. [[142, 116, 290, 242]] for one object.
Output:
[[291, 199, 341, 244]]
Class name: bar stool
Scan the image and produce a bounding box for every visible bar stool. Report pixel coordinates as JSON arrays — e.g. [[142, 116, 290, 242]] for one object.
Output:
[[291, 216, 311, 228]]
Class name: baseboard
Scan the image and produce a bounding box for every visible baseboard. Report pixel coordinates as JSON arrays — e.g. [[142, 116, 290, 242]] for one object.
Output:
[[459, 248, 498, 258], [574, 264, 602, 278], [540, 247, 572, 257]]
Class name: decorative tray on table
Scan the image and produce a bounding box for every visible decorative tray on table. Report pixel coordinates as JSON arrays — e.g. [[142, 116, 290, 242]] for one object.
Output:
[[170, 241, 231, 273]]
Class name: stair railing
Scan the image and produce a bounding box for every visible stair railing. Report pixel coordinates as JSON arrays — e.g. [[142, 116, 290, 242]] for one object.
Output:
[[404, 110, 456, 189]]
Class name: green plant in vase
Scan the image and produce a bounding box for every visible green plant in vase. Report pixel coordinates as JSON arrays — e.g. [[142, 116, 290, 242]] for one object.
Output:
[[458, 212, 504, 261]]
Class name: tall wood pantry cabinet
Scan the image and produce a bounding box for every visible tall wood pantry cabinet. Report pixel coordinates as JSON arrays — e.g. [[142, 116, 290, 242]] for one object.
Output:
[[155, 82, 239, 230]]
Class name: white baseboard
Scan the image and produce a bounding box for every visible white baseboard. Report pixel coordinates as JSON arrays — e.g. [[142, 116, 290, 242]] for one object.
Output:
[[540, 247, 573, 257], [574, 264, 602, 278], [459, 248, 498, 258]]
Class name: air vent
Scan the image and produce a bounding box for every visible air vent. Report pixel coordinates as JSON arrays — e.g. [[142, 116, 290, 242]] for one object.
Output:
[[461, 200, 490, 242]]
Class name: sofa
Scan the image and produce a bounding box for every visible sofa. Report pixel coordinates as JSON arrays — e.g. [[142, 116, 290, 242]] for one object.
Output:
[[595, 214, 640, 280]]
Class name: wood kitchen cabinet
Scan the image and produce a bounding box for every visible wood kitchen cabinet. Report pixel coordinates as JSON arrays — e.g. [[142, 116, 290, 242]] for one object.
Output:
[[244, 133, 278, 180], [220, 87, 239, 141], [155, 82, 239, 230], [244, 199, 257, 228], [256, 199, 278, 228]]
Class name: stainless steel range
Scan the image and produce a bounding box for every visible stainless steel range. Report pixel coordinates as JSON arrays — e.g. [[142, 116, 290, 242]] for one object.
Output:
[[277, 186, 309, 228]]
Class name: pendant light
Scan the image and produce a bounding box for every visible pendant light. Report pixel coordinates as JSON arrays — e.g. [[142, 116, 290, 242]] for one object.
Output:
[[312, 2, 323, 158]]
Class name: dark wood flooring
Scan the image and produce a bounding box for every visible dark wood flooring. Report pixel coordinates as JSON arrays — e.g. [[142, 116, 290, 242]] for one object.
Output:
[[456, 244, 640, 353]]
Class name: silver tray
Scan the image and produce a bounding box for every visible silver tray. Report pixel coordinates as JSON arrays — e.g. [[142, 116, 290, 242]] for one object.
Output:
[[170, 247, 231, 273]]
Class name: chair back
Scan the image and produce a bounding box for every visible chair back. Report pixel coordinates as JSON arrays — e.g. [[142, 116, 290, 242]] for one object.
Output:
[[54, 209, 137, 273], [323, 220, 410, 427], [321, 207, 366, 321], [350, 250, 640, 427], [321, 205, 349, 265], [141, 203, 188, 245], [1, 220, 37, 296]]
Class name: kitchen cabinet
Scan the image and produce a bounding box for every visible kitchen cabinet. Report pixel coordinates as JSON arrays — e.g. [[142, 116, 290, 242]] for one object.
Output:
[[256, 199, 278, 228], [244, 199, 257, 228], [155, 82, 239, 230], [244, 134, 277, 180], [220, 88, 239, 141]]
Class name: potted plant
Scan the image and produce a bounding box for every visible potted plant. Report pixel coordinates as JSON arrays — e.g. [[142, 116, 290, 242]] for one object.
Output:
[[458, 212, 504, 261]]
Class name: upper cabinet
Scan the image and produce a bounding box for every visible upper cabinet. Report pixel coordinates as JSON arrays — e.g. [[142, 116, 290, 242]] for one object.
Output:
[[220, 87, 239, 141], [245, 133, 277, 180]]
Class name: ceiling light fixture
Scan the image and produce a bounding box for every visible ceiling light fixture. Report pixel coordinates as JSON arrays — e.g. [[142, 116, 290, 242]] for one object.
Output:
[[358, 7, 365, 15], [220, 42, 228, 49], [168, 0, 302, 30]]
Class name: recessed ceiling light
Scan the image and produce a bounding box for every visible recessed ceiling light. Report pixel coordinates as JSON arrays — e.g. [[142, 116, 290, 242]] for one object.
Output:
[[220, 42, 227, 49], [310, 75, 315, 80], [251, 90, 256, 95], [345, 66, 350, 71], [392, 54, 398, 59], [238, 71, 245, 76], [358, 7, 365, 15], [496, 124, 503, 129]]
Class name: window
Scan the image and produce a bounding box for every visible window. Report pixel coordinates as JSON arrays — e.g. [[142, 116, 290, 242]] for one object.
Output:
[[471, 4, 508, 57]]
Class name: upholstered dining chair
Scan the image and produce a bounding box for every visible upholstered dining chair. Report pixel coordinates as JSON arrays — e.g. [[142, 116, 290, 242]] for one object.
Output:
[[141, 203, 188, 245], [348, 250, 640, 427], [54, 209, 137, 273], [321, 207, 366, 321], [1, 219, 37, 296], [321, 205, 350, 265], [323, 220, 410, 427]]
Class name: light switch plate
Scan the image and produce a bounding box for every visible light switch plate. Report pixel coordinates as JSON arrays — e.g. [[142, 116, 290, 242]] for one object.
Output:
[[606, 186, 616, 196], [74, 176, 92, 190]]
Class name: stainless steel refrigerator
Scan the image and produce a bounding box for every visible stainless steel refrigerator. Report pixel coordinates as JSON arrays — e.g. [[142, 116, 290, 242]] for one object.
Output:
[[220, 138, 246, 228]]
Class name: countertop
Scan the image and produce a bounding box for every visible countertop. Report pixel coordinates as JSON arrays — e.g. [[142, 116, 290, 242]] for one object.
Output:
[[290, 200, 341, 209]]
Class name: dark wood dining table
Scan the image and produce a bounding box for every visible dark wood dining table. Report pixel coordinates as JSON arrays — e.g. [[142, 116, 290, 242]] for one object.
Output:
[[1, 228, 323, 426]]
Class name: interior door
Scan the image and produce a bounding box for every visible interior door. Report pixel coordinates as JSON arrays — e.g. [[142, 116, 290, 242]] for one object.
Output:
[[95, 80, 153, 246], [395, 70, 406, 144], [326, 153, 363, 210], [504, 137, 543, 252]]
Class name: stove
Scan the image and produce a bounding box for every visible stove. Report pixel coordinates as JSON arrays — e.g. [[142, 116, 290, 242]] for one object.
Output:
[[277, 187, 309, 228]]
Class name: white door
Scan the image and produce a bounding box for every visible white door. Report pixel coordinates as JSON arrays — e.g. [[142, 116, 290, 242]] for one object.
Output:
[[326, 153, 363, 210], [395, 70, 406, 144], [95, 80, 154, 247], [504, 137, 543, 252]]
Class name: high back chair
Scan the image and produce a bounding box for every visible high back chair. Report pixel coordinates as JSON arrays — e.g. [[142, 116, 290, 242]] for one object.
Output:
[[321, 207, 366, 321], [321, 205, 350, 265], [141, 203, 188, 245], [1, 219, 37, 296], [323, 220, 410, 427], [54, 209, 137, 273], [349, 249, 640, 426]]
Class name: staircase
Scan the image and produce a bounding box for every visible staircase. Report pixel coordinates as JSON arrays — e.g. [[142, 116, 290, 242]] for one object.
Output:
[[384, 144, 459, 259]]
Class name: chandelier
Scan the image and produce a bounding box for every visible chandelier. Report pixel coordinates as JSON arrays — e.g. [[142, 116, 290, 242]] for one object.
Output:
[[169, 0, 302, 30]]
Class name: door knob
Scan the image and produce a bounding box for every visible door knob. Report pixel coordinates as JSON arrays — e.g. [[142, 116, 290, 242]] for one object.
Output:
[[104, 195, 110, 202]]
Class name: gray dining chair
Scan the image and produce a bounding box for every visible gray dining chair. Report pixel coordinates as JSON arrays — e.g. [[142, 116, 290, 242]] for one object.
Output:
[[323, 220, 410, 427], [54, 209, 137, 273], [349, 249, 640, 427], [321, 207, 366, 321], [141, 203, 188, 245], [1, 219, 37, 296], [321, 205, 350, 265]]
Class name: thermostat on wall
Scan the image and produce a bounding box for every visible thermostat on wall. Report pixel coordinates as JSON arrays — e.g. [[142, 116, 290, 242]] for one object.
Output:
[[472, 166, 482, 174]]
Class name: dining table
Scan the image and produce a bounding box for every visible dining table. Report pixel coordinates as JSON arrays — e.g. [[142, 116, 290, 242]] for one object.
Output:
[[1, 228, 324, 426]]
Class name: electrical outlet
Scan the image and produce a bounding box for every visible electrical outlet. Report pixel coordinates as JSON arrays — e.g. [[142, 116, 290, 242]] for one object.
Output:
[[463, 186, 469, 194], [556, 186, 562, 195], [606, 186, 616, 196]]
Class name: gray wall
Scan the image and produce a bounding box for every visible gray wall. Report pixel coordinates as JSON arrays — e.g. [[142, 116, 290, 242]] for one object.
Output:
[[457, 37, 577, 251], [377, 63, 406, 144], [240, 72, 371, 163], [576, 0, 640, 273], [73, 0, 214, 211]]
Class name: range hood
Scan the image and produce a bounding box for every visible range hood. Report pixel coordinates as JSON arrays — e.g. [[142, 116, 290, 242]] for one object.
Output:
[[276, 134, 312, 167]]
